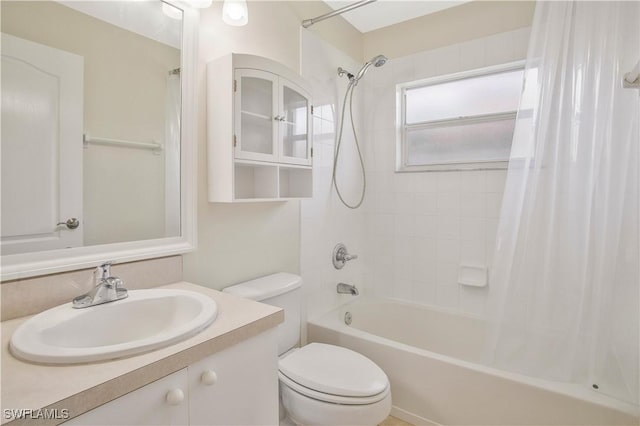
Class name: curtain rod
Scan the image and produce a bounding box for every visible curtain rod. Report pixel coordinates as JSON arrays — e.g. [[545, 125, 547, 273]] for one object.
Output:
[[302, 0, 377, 28]]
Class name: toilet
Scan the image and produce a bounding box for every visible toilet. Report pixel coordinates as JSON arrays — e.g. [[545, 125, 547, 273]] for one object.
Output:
[[223, 273, 391, 426]]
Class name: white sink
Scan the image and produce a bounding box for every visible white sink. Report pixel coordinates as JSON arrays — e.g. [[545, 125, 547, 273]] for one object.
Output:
[[10, 289, 218, 364]]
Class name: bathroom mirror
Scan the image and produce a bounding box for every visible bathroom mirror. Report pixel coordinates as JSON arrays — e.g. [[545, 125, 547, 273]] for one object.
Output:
[[0, 1, 197, 280]]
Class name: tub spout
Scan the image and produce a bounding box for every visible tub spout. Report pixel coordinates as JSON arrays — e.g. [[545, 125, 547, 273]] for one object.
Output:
[[337, 282, 359, 296]]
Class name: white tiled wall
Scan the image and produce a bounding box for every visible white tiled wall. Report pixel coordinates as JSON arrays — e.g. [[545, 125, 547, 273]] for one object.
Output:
[[362, 27, 531, 317], [300, 31, 367, 322]]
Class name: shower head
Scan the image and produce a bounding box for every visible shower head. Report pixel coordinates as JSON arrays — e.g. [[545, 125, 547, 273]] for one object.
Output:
[[371, 54, 387, 67], [338, 54, 388, 85], [353, 54, 388, 82]]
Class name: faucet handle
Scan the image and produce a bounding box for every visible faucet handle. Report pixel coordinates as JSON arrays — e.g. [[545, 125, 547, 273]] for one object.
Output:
[[333, 243, 358, 269], [343, 253, 358, 261], [96, 262, 113, 280]]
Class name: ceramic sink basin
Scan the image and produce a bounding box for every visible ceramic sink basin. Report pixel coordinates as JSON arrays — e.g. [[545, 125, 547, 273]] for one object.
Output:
[[10, 289, 218, 364]]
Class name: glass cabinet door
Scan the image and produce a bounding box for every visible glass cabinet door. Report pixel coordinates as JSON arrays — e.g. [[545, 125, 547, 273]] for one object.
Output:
[[234, 69, 278, 161], [279, 79, 312, 165]]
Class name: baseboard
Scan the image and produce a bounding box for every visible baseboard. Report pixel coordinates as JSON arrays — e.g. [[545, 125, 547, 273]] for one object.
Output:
[[390, 406, 441, 426]]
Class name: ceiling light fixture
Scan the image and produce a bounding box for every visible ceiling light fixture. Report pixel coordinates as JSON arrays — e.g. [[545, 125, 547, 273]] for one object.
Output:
[[222, 0, 248, 26], [188, 0, 213, 7]]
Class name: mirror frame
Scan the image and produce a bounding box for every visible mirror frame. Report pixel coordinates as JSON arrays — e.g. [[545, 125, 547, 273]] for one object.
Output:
[[1, 2, 198, 281]]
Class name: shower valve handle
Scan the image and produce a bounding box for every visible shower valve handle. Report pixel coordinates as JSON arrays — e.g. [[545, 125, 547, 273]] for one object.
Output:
[[333, 243, 358, 269]]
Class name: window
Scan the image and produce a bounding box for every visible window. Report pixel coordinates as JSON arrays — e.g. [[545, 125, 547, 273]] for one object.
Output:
[[397, 62, 525, 171]]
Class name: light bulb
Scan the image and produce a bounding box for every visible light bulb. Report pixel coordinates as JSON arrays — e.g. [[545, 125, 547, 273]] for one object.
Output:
[[222, 0, 248, 26]]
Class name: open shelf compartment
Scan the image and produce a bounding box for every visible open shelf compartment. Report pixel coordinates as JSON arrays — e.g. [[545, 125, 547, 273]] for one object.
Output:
[[234, 163, 278, 200], [279, 166, 312, 199]]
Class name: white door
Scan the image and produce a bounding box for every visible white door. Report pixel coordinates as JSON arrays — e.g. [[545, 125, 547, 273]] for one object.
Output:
[[1, 33, 83, 255]]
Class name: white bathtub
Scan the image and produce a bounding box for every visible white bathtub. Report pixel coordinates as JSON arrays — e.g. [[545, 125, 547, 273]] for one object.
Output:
[[308, 298, 639, 425]]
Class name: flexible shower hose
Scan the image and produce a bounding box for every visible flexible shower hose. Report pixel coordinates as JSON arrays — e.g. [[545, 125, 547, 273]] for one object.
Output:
[[332, 80, 366, 209]]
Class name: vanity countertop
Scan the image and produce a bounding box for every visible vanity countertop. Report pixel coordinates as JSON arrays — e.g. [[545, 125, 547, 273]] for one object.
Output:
[[0, 282, 283, 425]]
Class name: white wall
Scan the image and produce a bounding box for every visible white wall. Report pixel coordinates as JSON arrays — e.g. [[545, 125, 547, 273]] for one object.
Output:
[[363, 1, 535, 59], [182, 2, 363, 290], [300, 31, 366, 321], [362, 27, 531, 317]]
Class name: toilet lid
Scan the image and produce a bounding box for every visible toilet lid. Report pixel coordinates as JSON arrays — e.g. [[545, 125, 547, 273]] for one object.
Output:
[[278, 343, 388, 398]]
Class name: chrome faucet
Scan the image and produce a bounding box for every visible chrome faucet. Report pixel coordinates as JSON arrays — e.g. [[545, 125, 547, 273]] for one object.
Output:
[[337, 282, 359, 296], [333, 243, 358, 269], [72, 262, 128, 308]]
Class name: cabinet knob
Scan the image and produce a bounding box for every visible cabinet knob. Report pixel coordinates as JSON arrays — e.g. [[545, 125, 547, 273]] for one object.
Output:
[[165, 388, 184, 405], [201, 370, 217, 386]]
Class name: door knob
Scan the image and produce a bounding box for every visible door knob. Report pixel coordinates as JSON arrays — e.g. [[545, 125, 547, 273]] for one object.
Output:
[[57, 218, 80, 229]]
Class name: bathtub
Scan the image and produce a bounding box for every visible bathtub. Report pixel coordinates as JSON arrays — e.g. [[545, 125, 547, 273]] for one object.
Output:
[[307, 298, 639, 425]]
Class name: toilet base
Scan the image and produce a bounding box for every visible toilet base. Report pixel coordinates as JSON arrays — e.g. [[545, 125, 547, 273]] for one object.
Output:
[[280, 382, 391, 426]]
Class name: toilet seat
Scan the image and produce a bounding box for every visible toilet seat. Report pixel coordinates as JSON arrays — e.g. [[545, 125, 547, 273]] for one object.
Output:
[[279, 371, 390, 405], [278, 343, 390, 405]]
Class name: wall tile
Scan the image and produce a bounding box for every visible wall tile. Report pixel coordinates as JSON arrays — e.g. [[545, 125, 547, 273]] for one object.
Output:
[[312, 27, 531, 315], [460, 39, 486, 71], [412, 280, 437, 305], [433, 45, 462, 75], [391, 55, 415, 85], [437, 239, 461, 264], [460, 286, 487, 316], [437, 216, 460, 240], [395, 214, 416, 237], [486, 170, 508, 193], [437, 193, 461, 217], [460, 240, 487, 266], [436, 283, 459, 309], [414, 215, 438, 238], [393, 278, 414, 300], [301, 32, 367, 320], [485, 193, 504, 218], [412, 50, 438, 80], [460, 193, 486, 218], [414, 193, 438, 216], [437, 261, 459, 285], [460, 217, 487, 242]]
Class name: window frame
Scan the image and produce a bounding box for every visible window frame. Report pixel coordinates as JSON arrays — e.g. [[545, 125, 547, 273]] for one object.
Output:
[[396, 60, 526, 172]]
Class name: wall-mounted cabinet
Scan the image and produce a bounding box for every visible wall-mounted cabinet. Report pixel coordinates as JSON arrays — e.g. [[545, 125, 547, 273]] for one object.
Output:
[[208, 54, 313, 202]]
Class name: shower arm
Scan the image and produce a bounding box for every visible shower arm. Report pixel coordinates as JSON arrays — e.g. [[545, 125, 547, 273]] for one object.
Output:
[[302, 0, 377, 28]]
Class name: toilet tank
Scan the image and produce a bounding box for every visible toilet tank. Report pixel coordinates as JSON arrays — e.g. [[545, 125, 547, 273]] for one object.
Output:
[[223, 273, 302, 356]]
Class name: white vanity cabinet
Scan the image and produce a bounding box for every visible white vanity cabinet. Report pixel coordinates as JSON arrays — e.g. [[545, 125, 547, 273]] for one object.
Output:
[[64, 331, 279, 425], [188, 327, 279, 424], [65, 369, 190, 425], [208, 53, 313, 202]]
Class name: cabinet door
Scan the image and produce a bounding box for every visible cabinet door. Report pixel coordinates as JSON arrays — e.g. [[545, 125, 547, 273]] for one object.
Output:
[[188, 329, 279, 425], [64, 369, 189, 425], [278, 78, 312, 166], [234, 69, 278, 162]]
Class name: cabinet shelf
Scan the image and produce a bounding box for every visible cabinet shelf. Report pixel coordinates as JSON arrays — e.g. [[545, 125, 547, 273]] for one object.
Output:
[[241, 110, 271, 121], [207, 53, 313, 202]]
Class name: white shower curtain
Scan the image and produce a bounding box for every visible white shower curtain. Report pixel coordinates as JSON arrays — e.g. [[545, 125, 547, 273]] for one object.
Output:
[[486, 1, 639, 405]]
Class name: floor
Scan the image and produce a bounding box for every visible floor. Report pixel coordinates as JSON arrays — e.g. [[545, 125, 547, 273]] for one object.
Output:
[[380, 416, 414, 426]]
